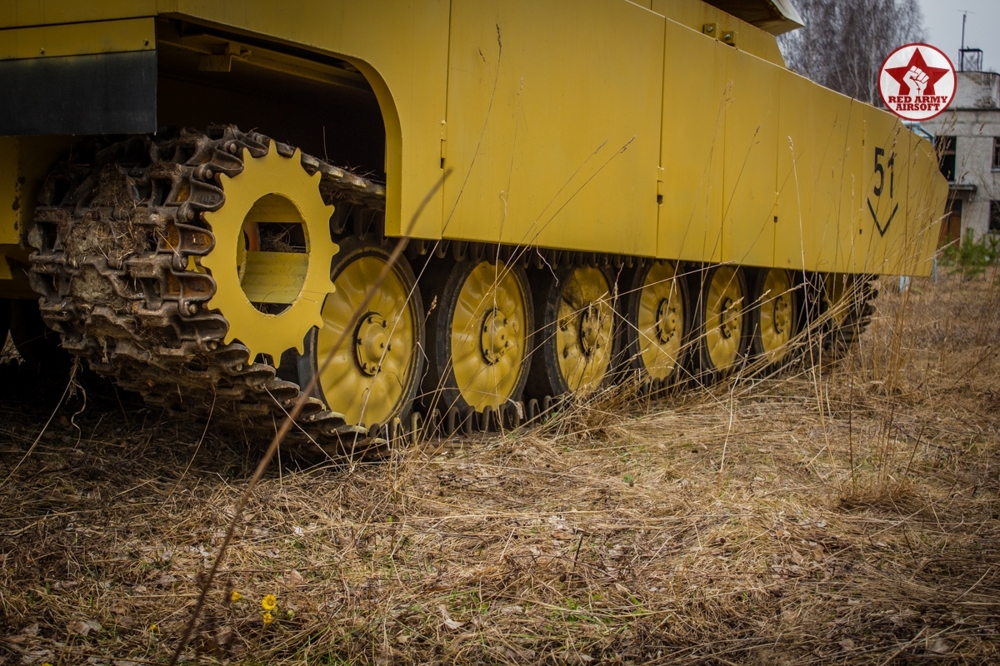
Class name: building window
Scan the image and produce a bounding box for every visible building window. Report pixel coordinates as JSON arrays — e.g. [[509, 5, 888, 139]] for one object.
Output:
[[993, 138, 1000, 170], [939, 197, 963, 246], [991, 201, 1000, 234], [937, 136, 956, 182]]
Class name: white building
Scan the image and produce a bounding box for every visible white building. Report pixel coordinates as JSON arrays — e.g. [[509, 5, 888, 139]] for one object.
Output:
[[921, 66, 1000, 243]]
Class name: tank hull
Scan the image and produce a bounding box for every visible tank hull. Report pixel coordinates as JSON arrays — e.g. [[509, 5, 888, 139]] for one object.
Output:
[[0, 1, 947, 450]]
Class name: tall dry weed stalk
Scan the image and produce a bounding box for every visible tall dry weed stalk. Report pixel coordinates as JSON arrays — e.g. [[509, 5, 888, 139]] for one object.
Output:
[[837, 268, 1000, 503]]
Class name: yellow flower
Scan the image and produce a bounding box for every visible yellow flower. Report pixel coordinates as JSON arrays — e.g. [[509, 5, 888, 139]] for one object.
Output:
[[262, 611, 274, 625], [149, 624, 158, 632], [230, 591, 243, 603], [261, 594, 277, 611]]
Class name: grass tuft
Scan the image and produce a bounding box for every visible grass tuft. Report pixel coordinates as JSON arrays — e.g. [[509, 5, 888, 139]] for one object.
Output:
[[1, 270, 999, 664]]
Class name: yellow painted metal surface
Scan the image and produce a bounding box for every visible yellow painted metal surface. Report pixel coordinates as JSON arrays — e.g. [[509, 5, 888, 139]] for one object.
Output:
[[0, 137, 18, 245], [776, 71, 865, 272], [0, 1, 450, 239], [722, 47, 779, 267], [659, 20, 725, 263], [650, 0, 786, 67], [0, 18, 154, 60], [858, 110, 907, 275], [443, 0, 662, 256], [240, 252, 309, 304], [1, 136, 72, 281], [162, 0, 450, 242], [0, 252, 14, 280], [0, 0, 947, 276], [855, 108, 943, 277], [0, 2, 157, 29], [824, 273, 855, 326], [201, 145, 337, 364]]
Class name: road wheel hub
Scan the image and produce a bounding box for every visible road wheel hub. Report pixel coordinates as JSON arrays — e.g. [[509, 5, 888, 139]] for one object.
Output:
[[481, 309, 511, 364], [355, 313, 389, 376], [578, 306, 603, 356], [719, 297, 738, 339], [772, 294, 790, 335], [655, 297, 679, 345]]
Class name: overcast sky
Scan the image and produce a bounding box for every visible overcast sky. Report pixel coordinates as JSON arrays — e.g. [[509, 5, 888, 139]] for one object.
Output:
[[918, 0, 999, 72]]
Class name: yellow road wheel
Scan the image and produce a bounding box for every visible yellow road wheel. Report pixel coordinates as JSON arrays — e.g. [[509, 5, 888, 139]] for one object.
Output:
[[624, 260, 689, 384], [695, 265, 748, 376], [201, 142, 338, 366], [423, 260, 533, 414], [750, 268, 799, 366], [821, 273, 874, 353], [528, 266, 617, 398], [301, 239, 424, 428], [823, 273, 855, 328]]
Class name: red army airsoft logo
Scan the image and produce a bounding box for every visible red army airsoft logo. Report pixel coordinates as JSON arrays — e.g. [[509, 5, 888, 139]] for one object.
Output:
[[878, 43, 956, 121]]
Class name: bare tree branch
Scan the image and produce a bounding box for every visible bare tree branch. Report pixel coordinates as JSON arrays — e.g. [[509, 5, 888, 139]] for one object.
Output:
[[779, 0, 925, 105]]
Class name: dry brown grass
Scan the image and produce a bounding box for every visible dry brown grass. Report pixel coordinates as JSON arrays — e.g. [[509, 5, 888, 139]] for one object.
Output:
[[1, 271, 999, 665]]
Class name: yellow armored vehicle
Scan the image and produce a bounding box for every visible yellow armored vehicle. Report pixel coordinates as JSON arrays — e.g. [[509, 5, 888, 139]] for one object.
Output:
[[0, 0, 947, 450]]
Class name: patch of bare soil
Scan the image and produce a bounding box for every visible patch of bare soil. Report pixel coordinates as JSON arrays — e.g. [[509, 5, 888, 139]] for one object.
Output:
[[1, 272, 998, 665]]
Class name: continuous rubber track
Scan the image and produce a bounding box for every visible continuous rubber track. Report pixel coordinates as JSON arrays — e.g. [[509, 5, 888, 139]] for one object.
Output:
[[24, 125, 878, 458]]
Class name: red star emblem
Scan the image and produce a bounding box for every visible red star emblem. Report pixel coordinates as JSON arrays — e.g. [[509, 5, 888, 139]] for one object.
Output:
[[885, 48, 950, 96]]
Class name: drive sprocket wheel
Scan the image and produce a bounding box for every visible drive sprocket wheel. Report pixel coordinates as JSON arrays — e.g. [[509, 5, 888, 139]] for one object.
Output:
[[623, 260, 689, 385], [528, 266, 617, 398], [424, 260, 533, 414], [201, 143, 338, 365], [300, 238, 424, 428], [694, 265, 748, 377], [750, 268, 799, 366]]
